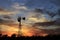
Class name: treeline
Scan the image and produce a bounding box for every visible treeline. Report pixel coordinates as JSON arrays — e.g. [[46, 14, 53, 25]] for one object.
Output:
[[0, 34, 60, 40]]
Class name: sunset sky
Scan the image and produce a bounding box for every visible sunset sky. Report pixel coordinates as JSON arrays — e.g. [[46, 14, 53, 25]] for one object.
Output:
[[0, 0, 60, 36]]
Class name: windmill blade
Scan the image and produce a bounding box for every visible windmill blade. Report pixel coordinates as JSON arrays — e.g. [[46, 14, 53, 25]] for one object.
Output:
[[22, 17, 25, 20], [17, 17, 21, 22]]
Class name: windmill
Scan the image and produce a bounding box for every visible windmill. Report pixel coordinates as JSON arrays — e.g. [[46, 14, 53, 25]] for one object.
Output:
[[0, 27, 1, 34], [17, 16, 25, 37]]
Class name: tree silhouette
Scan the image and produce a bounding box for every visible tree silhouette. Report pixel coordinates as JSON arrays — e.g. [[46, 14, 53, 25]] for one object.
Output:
[[0, 34, 2, 37], [2, 35, 8, 37], [11, 34, 16, 37]]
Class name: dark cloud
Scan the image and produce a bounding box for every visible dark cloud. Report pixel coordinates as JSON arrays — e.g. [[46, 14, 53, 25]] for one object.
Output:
[[30, 8, 43, 18], [46, 11, 56, 17], [0, 8, 9, 12], [0, 8, 4, 11], [34, 8, 43, 13], [57, 9, 60, 15], [25, 0, 60, 22], [33, 21, 55, 27], [33, 28, 60, 35], [0, 18, 14, 24], [32, 8, 60, 21], [54, 19, 60, 25], [43, 28, 60, 35], [34, 8, 59, 17], [0, 14, 19, 27], [0, 15, 15, 25], [2, 15, 12, 19], [0, 18, 5, 23], [32, 21, 60, 27]]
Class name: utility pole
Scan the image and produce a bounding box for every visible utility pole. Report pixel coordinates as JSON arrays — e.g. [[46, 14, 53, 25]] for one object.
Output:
[[17, 16, 25, 37]]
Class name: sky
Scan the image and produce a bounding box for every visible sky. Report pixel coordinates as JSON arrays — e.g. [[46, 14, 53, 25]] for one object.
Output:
[[0, 0, 60, 36]]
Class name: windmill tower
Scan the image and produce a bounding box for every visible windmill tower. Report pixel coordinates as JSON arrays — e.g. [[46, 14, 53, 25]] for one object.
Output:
[[0, 27, 1, 34], [0, 26, 2, 34], [17, 16, 25, 37]]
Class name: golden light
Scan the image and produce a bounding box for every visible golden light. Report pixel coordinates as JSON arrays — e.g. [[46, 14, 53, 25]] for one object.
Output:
[[28, 17, 48, 22], [1, 24, 48, 37]]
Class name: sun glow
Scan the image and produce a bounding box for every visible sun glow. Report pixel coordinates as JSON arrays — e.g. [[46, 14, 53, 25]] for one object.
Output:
[[1, 25, 48, 37]]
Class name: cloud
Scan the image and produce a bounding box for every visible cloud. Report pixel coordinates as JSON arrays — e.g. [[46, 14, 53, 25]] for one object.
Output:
[[34, 8, 43, 13], [28, 8, 60, 22], [0, 8, 19, 15], [24, 8, 60, 35], [25, 9, 51, 25], [32, 21, 60, 27], [0, 15, 19, 27], [0, 8, 19, 27], [27, 8, 60, 35], [0, 8, 5, 11], [0, 18, 14, 25], [0, 15, 14, 22], [32, 21, 55, 27], [11, 3, 28, 11], [28, 16, 49, 22], [43, 28, 60, 35], [0, 15, 13, 19]]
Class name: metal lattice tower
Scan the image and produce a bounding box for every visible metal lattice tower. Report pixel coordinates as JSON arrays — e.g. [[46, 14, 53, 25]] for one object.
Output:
[[17, 16, 25, 37], [0, 26, 2, 34]]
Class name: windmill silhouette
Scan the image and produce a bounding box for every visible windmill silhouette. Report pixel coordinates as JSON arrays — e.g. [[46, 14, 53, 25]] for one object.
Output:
[[0, 26, 2, 34], [17, 16, 25, 37]]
